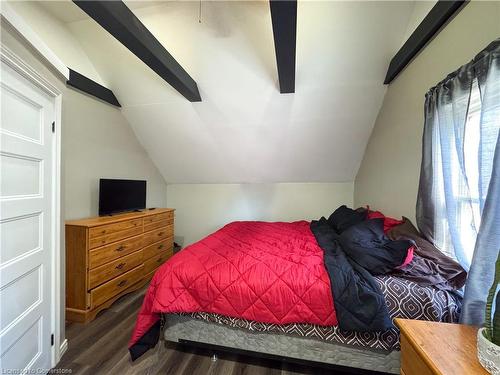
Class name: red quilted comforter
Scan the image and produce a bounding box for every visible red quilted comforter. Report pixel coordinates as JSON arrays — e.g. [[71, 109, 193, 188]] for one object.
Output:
[[129, 221, 337, 350]]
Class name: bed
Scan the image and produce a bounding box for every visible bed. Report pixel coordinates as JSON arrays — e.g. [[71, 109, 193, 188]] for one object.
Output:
[[129, 206, 465, 374], [162, 274, 461, 374]]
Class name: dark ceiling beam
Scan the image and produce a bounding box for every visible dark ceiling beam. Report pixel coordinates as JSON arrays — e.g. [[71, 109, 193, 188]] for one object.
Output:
[[269, 0, 297, 94], [67, 68, 121, 107], [384, 0, 467, 84], [73, 0, 201, 102]]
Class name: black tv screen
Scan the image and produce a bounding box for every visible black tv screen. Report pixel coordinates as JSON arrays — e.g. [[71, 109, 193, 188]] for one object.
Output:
[[99, 179, 146, 216]]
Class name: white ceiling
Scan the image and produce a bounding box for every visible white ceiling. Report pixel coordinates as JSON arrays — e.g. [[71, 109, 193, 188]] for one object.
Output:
[[38, 0, 166, 23], [39, 0, 416, 184]]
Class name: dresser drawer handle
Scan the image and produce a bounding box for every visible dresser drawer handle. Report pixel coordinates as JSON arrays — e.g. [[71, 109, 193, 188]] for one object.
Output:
[[158, 232, 164, 236], [158, 244, 164, 250], [100, 230, 106, 234], [116, 245, 125, 252], [156, 257, 163, 263], [115, 263, 125, 270], [118, 280, 127, 287]]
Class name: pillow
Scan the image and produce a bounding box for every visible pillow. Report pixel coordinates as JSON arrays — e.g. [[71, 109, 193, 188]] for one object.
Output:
[[366, 208, 403, 233]]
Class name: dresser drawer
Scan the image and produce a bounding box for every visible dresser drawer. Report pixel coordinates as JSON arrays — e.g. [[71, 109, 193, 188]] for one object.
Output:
[[88, 250, 143, 289], [89, 235, 143, 269], [143, 237, 174, 260], [144, 212, 173, 225], [143, 251, 171, 275], [143, 226, 173, 247], [89, 218, 143, 239], [400, 335, 434, 375], [89, 226, 142, 249], [90, 265, 144, 308], [144, 218, 174, 233]]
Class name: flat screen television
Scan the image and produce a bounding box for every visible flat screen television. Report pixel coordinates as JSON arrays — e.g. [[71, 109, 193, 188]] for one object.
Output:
[[99, 179, 146, 216]]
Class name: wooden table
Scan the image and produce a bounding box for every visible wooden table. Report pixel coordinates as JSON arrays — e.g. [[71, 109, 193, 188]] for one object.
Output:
[[395, 318, 488, 375]]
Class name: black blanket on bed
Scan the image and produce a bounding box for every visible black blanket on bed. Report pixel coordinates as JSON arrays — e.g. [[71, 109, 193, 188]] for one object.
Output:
[[310, 206, 411, 332]]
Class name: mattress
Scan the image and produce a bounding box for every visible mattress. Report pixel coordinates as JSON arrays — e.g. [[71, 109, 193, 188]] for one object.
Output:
[[177, 274, 462, 352]]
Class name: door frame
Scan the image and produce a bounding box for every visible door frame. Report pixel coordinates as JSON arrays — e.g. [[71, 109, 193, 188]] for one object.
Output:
[[1, 44, 64, 367]]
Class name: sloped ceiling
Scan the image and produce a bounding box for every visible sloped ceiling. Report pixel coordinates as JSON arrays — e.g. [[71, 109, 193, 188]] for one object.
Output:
[[39, 1, 416, 184]]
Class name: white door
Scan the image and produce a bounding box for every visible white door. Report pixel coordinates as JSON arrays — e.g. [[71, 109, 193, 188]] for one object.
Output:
[[0, 58, 55, 373]]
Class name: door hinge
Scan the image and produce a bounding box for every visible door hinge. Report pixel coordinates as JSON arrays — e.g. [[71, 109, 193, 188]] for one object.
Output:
[[52, 121, 55, 133], [51, 334, 54, 346]]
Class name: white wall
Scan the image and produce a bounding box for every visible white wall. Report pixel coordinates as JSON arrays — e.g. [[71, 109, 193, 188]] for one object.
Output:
[[62, 90, 169, 220], [168, 182, 353, 246], [354, 0, 500, 223], [6, 1, 104, 85]]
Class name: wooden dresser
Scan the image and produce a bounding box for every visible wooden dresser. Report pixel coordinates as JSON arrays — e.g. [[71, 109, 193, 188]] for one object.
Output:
[[395, 318, 488, 375], [65, 208, 175, 323]]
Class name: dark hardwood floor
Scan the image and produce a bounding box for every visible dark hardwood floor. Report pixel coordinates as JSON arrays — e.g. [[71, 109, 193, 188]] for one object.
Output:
[[55, 288, 357, 374]]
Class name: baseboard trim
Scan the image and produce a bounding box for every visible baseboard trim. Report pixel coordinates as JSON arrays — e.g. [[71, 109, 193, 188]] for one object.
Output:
[[59, 339, 68, 359]]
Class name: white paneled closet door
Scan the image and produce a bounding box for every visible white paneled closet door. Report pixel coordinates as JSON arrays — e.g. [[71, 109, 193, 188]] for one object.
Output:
[[0, 57, 55, 373]]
